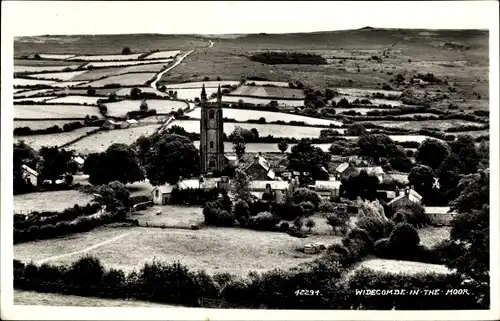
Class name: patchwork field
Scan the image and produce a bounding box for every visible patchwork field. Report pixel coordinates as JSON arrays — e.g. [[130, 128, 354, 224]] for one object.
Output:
[[368, 119, 485, 131], [14, 78, 57, 87], [37, 53, 76, 59], [14, 104, 101, 119], [14, 190, 93, 213], [174, 87, 220, 100], [221, 95, 305, 107], [186, 107, 341, 126], [14, 96, 58, 103], [14, 65, 81, 73], [246, 81, 291, 87], [66, 124, 161, 154], [168, 120, 336, 138], [164, 80, 241, 89], [82, 59, 172, 68], [145, 50, 181, 59], [14, 88, 56, 98], [15, 127, 100, 150], [332, 95, 403, 107], [114, 86, 169, 97], [192, 141, 334, 153], [14, 226, 338, 276], [14, 120, 83, 130], [104, 99, 188, 117], [68, 53, 144, 61], [79, 72, 156, 87], [230, 85, 304, 99], [26, 70, 88, 81], [45, 95, 104, 105]]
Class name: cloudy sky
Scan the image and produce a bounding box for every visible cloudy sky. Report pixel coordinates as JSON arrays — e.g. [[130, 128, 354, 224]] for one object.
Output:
[[2, 1, 497, 36]]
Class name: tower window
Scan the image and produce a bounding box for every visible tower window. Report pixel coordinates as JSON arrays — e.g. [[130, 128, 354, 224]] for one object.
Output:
[[210, 141, 214, 149], [209, 110, 215, 119]]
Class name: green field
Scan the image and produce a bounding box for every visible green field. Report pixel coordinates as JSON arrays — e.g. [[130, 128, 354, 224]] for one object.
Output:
[[14, 104, 101, 119], [15, 127, 100, 151], [79, 72, 156, 87], [14, 190, 93, 213]]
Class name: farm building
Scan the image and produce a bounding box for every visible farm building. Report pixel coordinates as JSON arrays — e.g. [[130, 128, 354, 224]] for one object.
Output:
[[389, 173, 410, 186], [310, 180, 341, 200], [21, 164, 38, 187], [250, 180, 290, 202], [245, 155, 275, 180], [387, 187, 422, 211], [424, 206, 457, 226], [102, 119, 119, 130], [151, 185, 174, 205], [72, 156, 85, 170]]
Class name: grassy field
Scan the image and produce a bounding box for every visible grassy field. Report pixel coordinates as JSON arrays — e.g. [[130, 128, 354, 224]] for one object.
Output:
[[14, 190, 93, 213], [45, 95, 103, 105], [230, 85, 304, 99], [351, 258, 452, 276], [163, 80, 241, 88], [118, 62, 170, 73], [79, 72, 156, 87], [14, 96, 57, 103], [14, 89, 56, 98], [68, 53, 143, 61], [418, 226, 451, 248], [52, 81, 89, 88], [66, 124, 161, 154], [186, 107, 341, 126], [70, 67, 126, 81], [14, 78, 57, 87], [246, 80, 290, 87], [145, 50, 181, 59], [14, 120, 82, 130], [26, 70, 88, 81], [14, 104, 101, 119], [131, 205, 204, 227], [14, 59, 81, 66], [221, 95, 305, 107], [114, 86, 169, 97], [15, 127, 99, 150], [38, 53, 76, 59], [82, 59, 172, 68], [104, 99, 188, 117], [174, 87, 220, 100], [368, 119, 484, 131], [14, 225, 338, 277], [14, 290, 177, 308], [14, 65, 80, 73]]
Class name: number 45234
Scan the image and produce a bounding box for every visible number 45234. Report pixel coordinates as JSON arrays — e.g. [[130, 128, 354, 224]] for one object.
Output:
[[295, 289, 320, 296]]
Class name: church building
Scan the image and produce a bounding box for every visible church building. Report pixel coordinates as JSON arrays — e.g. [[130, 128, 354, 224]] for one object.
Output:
[[199, 84, 225, 173]]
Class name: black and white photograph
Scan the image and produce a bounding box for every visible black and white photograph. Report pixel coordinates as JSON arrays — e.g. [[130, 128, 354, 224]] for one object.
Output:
[[1, 1, 499, 320]]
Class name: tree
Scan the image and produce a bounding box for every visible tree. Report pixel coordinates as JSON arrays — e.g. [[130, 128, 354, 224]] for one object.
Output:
[[346, 123, 368, 136], [357, 134, 397, 165], [437, 154, 465, 202], [143, 134, 199, 185], [250, 128, 259, 140], [291, 188, 321, 209], [341, 170, 380, 200], [122, 47, 132, 55], [305, 218, 316, 232], [237, 99, 245, 108], [231, 169, 252, 203], [13, 141, 39, 194], [130, 87, 142, 99], [229, 126, 255, 142], [277, 140, 289, 153], [38, 146, 73, 183], [450, 135, 480, 174], [96, 181, 131, 212], [232, 134, 246, 159], [87, 143, 145, 185], [287, 138, 330, 181], [388, 222, 420, 252], [140, 99, 148, 111], [87, 88, 96, 96], [389, 145, 414, 172], [408, 164, 435, 196], [416, 138, 450, 170]]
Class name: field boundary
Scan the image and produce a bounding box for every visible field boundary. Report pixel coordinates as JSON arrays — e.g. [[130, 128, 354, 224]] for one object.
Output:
[[59, 128, 102, 149]]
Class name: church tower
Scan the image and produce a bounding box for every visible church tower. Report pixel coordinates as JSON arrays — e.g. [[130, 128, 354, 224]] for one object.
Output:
[[200, 84, 225, 173]]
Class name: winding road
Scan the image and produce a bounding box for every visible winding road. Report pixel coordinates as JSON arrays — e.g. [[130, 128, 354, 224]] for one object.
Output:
[[150, 50, 194, 90]]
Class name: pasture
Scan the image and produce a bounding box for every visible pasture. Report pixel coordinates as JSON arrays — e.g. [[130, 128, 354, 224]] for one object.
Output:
[[230, 85, 304, 99], [14, 104, 101, 119], [66, 124, 161, 154], [37, 54, 76, 59], [221, 95, 305, 107], [15, 127, 100, 151], [26, 70, 88, 81], [335, 87, 402, 97], [351, 259, 452, 276], [14, 96, 58, 103], [114, 87, 169, 97], [332, 95, 403, 107], [68, 53, 144, 61], [14, 88, 56, 98], [14, 65, 81, 73], [132, 205, 204, 228], [192, 141, 334, 153], [186, 107, 342, 126], [144, 50, 181, 59], [82, 59, 172, 68], [70, 67, 125, 81], [14, 225, 338, 276], [14, 59, 80, 66], [169, 120, 336, 138], [51, 81, 88, 88], [174, 87, 220, 100], [104, 99, 188, 117], [164, 80, 241, 89], [45, 95, 104, 105], [245, 80, 291, 87], [14, 78, 57, 87], [14, 120, 83, 130], [344, 135, 437, 143], [80, 73, 156, 87], [118, 62, 170, 73], [368, 119, 484, 131], [14, 190, 93, 213]]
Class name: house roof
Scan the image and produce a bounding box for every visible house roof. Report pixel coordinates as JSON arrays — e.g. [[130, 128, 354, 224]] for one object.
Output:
[[391, 173, 410, 185], [424, 207, 456, 215], [335, 162, 350, 173], [225, 155, 238, 161], [177, 179, 201, 190], [387, 189, 422, 206], [152, 185, 174, 194], [126, 119, 138, 124], [250, 180, 290, 190], [358, 166, 384, 175], [105, 119, 119, 125], [314, 180, 341, 190], [73, 156, 85, 165], [21, 164, 38, 176], [245, 156, 275, 179]]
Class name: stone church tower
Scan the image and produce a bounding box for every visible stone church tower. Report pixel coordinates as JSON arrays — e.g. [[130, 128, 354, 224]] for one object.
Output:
[[199, 84, 225, 173]]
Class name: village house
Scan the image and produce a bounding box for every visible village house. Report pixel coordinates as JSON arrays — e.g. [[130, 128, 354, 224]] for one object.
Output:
[[335, 162, 385, 183], [424, 206, 457, 226], [151, 176, 229, 205], [250, 180, 290, 202], [387, 187, 422, 211], [72, 156, 85, 171], [244, 155, 275, 180], [151, 185, 174, 205], [21, 164, 38, 187], [310, 180, 341, 200]]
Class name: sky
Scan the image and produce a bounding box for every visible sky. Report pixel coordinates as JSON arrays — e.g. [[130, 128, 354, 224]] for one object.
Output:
[[2, 1, 497, 36]]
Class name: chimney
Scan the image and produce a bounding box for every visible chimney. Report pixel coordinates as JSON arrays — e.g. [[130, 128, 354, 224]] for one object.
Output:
[[253, 155, 260, 164], [404, 187, 409, 196]]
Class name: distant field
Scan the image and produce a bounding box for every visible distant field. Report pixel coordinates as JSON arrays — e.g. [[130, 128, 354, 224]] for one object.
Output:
[[335, 108, 385, 115], [66, 124, 161, 154], [221, 95, 305, 107], [51, 88, 119, 96], [82, 59, 172, 68], [14, 88, 55, 98], [174, 87, 220, 100], [332, 95, 403, 107], [144, 50, 181, 59], [14, 190, 93, 213], [186, 107, 341, 126], [26, 70, 87, 81], [351, 259, 452, 277], [369, 119, 484, 131], [335, 87, 402, 97], [71, 67, 124, 81], [104, 99, 188, 117], [118, 62, 170, 73], [80, 73, 156, 87], [246, 80, 291, 87], [343, 134, 437, 143], [14, 290, 177, 308], [14, 104, 101, 119], [14, 65, 81, 73], [230, 85, 304, 99], [15, 127, 100, 150], [114, 87, 169, 97], [168, 119, 336, 138], [14, 78, 57, 86], [14, 226, 338, 277], [52, 81, 89, 88], [14, 120, 83, 130], [38, 53, 76, 59], [164, 80, 241, 88], [192, 141, 334, 153], [14, 96, 58, 103], [68, 53, 143, 61], [15, 59, 81, 66], [45, 95, 103, 105]]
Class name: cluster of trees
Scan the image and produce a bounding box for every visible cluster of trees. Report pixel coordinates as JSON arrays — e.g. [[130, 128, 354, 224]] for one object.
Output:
[[250, 52, 327, 65], [14, 121, 85, 136]]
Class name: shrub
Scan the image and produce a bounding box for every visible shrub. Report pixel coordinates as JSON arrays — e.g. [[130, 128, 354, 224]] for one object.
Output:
[[318, 201, 335, 213], [392, 202, 430, 227], [327, 243, 350, 258], [299, 201, 315, 217], [278, 221, 290, 232], [305, 218, 316, 232], [234, 199, 250, 226], [292, 188, 321, 209], [373, 238, 390, 258], [247, 212, 280, 231], [355, 217, 394, 242], [388, 222, 420, 254], [347, 227, 373, 246]]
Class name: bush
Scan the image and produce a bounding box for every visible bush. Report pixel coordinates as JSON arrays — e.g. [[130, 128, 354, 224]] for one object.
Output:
[[247, 212, 280, 231], [373, 238, 390, 257], [318, 201, 335, 213], [203, 203, 235, 227], [299, 201, 315, 217], [388, 222, 420, 253], [355, 217, 394, 242], [234, 200, 250, 226], [291, 188, 321, 209], [278, 221, 290, 232]]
